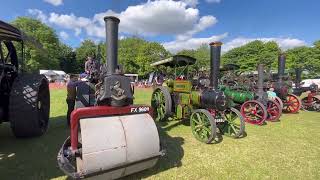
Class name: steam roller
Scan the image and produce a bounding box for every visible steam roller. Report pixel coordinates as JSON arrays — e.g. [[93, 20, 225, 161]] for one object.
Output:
[[57, 16, 164, 179]]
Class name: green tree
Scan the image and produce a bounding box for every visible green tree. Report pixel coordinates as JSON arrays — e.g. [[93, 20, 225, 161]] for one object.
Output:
[[286, 46, 319, 77], [194, 44, 210, 71], [222, 40, 280, 71], [11, 17, 60, 71], [118, 37, 144, 73], [118, 37, 170, 75], [136, 42, 170, 75], [58, 43, 77, 73]]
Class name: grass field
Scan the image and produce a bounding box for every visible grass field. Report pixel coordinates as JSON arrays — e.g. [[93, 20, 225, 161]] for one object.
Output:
[[1, 88, 320, 180]]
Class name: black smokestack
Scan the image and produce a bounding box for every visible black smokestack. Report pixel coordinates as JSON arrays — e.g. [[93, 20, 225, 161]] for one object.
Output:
[[295, 68, 302, 88], [278, 53, 286, 80], [209, 42, 222, 89], [104, 16, 120, 75], [257, 64, 264, 95]]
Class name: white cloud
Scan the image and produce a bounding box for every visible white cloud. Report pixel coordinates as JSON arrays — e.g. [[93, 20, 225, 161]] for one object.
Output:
[[28, 9, 48, 23], [181, 0, 199, 7], [176, 15, 217, 40], [75, 28, 82, 36], [44, 0, 63, 6], [163, 32, 228, 53], [93, 0, 208, 36], [48, 13, 91, 29], [223, 37, 306, 52], [28, 0, 217, 39], [205, 0, 221, 3], [59, 31, 69, 40]]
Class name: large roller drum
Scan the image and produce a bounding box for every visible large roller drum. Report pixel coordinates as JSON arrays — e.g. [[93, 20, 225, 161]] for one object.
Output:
[[78, 113, 160, 179], [58, 111, 163, 179]]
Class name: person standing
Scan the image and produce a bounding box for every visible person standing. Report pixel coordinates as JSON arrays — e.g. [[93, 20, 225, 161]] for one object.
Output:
[[85, 56, 100, 83], [85, 56, 97, 75], [66, 74, 80, 126]]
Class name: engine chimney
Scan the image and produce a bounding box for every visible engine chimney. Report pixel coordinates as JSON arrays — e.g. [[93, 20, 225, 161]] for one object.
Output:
[[257, 64, 264, 96], [209, 42, 222, 89], [278, 53, 286, 80], [295, 68, 302, 88], [104, 16, 120, 75]]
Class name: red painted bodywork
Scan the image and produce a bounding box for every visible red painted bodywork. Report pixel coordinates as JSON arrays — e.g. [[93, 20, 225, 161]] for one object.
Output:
[[307, 92, 317, 104], [70, 105, 153, 150]]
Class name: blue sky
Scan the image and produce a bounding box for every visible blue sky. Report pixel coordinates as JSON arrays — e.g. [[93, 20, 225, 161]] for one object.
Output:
[[0, 0, 319, 52]]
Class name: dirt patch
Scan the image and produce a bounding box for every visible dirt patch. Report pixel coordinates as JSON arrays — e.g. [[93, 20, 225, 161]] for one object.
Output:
[[49, 82, 66, 90]]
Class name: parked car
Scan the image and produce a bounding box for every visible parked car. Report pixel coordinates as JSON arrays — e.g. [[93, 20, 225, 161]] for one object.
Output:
[[300, 78, 320, 88]]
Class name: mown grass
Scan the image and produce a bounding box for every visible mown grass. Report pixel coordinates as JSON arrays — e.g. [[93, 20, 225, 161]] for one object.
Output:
[[0, 88, 320, 180]]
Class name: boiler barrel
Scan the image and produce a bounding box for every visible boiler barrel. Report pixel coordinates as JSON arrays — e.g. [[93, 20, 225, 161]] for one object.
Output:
[[223, 87, 254, 104], [76, 113, 161, 179]]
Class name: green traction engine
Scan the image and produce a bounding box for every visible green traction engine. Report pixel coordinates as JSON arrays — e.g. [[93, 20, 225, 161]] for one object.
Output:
[[220, 63, 282, 125], [150, 42, 245, 144]]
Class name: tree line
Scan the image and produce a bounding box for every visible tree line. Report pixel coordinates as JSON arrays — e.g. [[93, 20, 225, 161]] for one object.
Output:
[[12, 17, 320, 78]]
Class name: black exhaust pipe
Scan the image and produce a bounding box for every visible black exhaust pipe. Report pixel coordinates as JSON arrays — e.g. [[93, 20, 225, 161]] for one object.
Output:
[[278, 53, 286, 80], [257, 64, 264, 95], [104, 16, 120, 75], [209, 42, 222, 89], [295, 68, 302, 88]]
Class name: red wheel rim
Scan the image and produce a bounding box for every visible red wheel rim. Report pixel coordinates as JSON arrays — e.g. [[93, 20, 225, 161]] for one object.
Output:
[[283, 94, 301, 113], [266, 100, 281, 122], [240, 100, 266, 125]]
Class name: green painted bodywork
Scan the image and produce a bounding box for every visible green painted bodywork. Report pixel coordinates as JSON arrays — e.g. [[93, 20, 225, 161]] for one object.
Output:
[[163, 79, 200, 119], [180, 93, 190, 104], [191, 91, 201, 106], [173, 80, 192, 93], [176, 104, 183, 119], [220, 86, 254, 104]]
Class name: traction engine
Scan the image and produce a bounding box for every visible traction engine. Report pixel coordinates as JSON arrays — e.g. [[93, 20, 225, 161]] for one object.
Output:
[[270, 54, 302, 113], [57, 16, 164, 179], [293, 68, 320, 111], [151, 42, 246, 144], [220, 64, 282, 125]]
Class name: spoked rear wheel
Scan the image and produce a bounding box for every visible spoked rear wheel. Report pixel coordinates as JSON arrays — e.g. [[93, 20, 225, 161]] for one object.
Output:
[[190, 109, 217, 144], [220, 108, 245, 138], [266, 100, 282, 122], [151, 86, 172, 121], [274, 96, 284, 110], [301, 95, 320, 111], [283, 94, 301, 113], [240, 100, 267, 125]]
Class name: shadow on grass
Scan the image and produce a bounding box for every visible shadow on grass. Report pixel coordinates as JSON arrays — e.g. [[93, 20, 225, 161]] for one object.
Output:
[[0, 115, 69, 180]]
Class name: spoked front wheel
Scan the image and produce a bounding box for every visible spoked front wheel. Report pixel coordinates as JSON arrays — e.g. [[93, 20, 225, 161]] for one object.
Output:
[[283, 94, 301, 113], [273, 96, 284, 110], [266, 100, 282, 122], [301, 95, 320, 111], [151, 86, 172, 121], [240, 100, 267, 125], [190, 109, 217, 144], [220, 108, 245, 138]]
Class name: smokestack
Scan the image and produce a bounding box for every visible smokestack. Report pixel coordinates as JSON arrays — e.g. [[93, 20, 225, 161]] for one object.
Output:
[[278, 53, 286, 80], [209, 42, 222, 89], [104, 16, 120, 75], [295, 68, 302, 88], [257, 64, 264, 95]]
